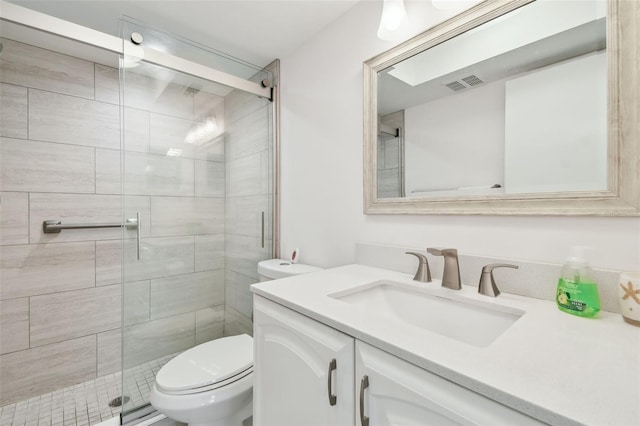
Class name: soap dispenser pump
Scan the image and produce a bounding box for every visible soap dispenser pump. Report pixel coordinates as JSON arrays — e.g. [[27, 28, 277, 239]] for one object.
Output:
[[556, 246, 600, 318]]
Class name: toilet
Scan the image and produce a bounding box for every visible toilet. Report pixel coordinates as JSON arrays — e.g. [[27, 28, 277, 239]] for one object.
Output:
[[150, 334, 253, 426], [258, 258, 323, 282], [150, 259, 321, 426]]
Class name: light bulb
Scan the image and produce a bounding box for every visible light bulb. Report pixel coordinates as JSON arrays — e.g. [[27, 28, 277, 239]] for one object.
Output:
[[377, 0, 408, 40]]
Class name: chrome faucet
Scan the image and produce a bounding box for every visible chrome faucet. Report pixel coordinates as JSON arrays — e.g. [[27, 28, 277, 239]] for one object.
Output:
[[405, 252, 431, 283], [427, 248, 461, 290]]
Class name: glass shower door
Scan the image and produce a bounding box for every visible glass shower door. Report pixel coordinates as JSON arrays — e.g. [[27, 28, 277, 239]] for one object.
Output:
[[119, 18, 274, 418]]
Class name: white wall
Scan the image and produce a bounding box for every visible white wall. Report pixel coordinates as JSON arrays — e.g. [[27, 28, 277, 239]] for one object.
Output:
[[504, 51, 607, 193], [404, 79, 505, 194], [280, 1, 640, 272]]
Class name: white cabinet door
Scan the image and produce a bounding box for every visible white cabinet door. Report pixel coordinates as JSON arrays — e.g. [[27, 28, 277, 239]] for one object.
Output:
[[254, 296, 355, 426], [355, 341, 544, 426]]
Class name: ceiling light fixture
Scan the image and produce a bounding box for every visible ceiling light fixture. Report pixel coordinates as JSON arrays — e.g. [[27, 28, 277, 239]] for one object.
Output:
[[377, 0, 408, 40], [432, 0, 481, 11]]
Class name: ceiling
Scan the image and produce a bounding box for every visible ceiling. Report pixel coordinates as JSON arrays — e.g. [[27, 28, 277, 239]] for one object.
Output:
[[7, 0, 362, 67]]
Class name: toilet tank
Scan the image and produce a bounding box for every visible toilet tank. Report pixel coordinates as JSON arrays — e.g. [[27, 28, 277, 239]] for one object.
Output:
[[257, 259, 323, 281]]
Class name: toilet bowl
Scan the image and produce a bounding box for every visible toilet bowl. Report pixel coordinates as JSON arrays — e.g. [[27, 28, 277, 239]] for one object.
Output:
[[151, 259, 321, 425], [150, 334, 253, 426]]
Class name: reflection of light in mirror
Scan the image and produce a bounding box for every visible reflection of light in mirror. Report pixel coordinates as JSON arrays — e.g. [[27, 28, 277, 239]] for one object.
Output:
[[166, 148, 182, 157], [184, 117, 219, 145], [378, 0, 408, 40]]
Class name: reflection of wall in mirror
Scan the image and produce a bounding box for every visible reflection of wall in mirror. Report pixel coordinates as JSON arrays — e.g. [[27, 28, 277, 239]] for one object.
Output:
[[402, 51, 606, 197], [504, 51, 607, 194], [404, 79, 505, 196]]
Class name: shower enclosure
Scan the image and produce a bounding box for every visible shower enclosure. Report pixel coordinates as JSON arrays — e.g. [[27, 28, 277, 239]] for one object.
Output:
[[0, 3, 277, 424]]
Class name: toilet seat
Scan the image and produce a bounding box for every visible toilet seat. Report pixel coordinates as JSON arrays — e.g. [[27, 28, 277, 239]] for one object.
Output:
[[156, 334, 253, 396]]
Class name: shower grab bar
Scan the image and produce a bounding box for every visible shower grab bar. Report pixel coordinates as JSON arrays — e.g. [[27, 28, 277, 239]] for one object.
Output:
[[43, 218, 138, 234]]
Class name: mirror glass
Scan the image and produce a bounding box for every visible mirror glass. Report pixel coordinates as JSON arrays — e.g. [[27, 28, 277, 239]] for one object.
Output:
[[376, 0, 607, 199]]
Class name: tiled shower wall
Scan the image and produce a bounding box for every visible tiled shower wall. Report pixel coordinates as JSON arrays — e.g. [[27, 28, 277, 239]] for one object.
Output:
[[0, 38, 228, 406], [222, 84, 273, 336]]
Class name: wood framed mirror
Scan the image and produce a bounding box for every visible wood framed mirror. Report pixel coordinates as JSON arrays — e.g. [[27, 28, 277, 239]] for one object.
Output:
[[363, 0, 639, 215]]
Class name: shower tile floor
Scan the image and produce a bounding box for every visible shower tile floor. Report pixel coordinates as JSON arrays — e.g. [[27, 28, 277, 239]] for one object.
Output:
[[0, 354, 177, 426]]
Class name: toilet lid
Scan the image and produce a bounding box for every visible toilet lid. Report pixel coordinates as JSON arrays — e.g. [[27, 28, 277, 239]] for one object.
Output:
[[156, 334, 253, 393]]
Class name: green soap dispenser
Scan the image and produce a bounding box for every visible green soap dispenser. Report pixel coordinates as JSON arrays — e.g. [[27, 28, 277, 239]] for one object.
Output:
[[556, 246, 600, 318]]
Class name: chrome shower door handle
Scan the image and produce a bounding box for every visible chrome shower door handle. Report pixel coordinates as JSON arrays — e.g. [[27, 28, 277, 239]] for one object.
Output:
[[136, 212, 141, 260], [261, 211, 265, 249], [359, 375, 370, 426], [327, 358, 337, 406]]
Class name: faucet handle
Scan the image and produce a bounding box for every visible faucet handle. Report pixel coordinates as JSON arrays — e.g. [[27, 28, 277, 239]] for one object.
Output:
[[405, 252, 431, 283], [478, 263, 519, 297], [426, 247, 457, 257]]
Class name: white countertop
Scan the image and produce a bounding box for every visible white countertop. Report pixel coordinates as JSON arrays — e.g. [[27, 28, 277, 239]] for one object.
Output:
[[251, 264, 640, 426]]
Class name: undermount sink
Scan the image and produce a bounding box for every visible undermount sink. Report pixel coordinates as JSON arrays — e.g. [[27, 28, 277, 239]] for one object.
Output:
[[329, 281, 524, 347]]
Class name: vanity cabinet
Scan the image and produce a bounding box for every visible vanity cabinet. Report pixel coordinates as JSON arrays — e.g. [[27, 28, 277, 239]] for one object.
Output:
[[253, 296, 355, 426], [254, 296, 544, 426], [355, 341, 543, 426]]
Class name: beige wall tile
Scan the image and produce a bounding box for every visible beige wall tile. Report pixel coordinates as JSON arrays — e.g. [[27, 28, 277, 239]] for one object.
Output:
[[29, 193, 149, 244], [150, 113, 226, 161], [226, 150, 270, 197], [194, 90, 224, 121], [1, 242, 95, 300], [225, 270, 238, 309], [150, 270, 224, 320], [124, 107, 151, 153], [122, 236, 195, 282], [0, 298, 29, 354], [124, 152, 194, 196], [224, 88, 266, 125], [30, 284, 121, 347], [195, 234, 225, 272], [195, 137, 226, 162], [195, 160, 225, 197], [95, 149, 121, 195], [226, 107, 270, 161], [150, 196, 224, 237], [29, 89, 119, 149], [0, 138, 95, 193], [0, 335, 96, 406], [97, 329, 121, 377], [149, 113, 194, 157], [118, 70, 194, 120], [0, 192, 29, 245], [123, 312, 194, 369], [223, 305, 252, 338], [0, 38, 94, 99], [96, 240, 121, 286], [0, 83, 27, 138], [94, 64, 119, 104], [195, 305, 224, 345], [226, 234, 272, 280], [124, 280, 150, 326], [233, 272, 257, 319], [226, 195, 271, 239]]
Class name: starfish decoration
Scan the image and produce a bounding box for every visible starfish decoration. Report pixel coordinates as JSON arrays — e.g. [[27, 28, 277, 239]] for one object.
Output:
[[620, 281, 640, 304]]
